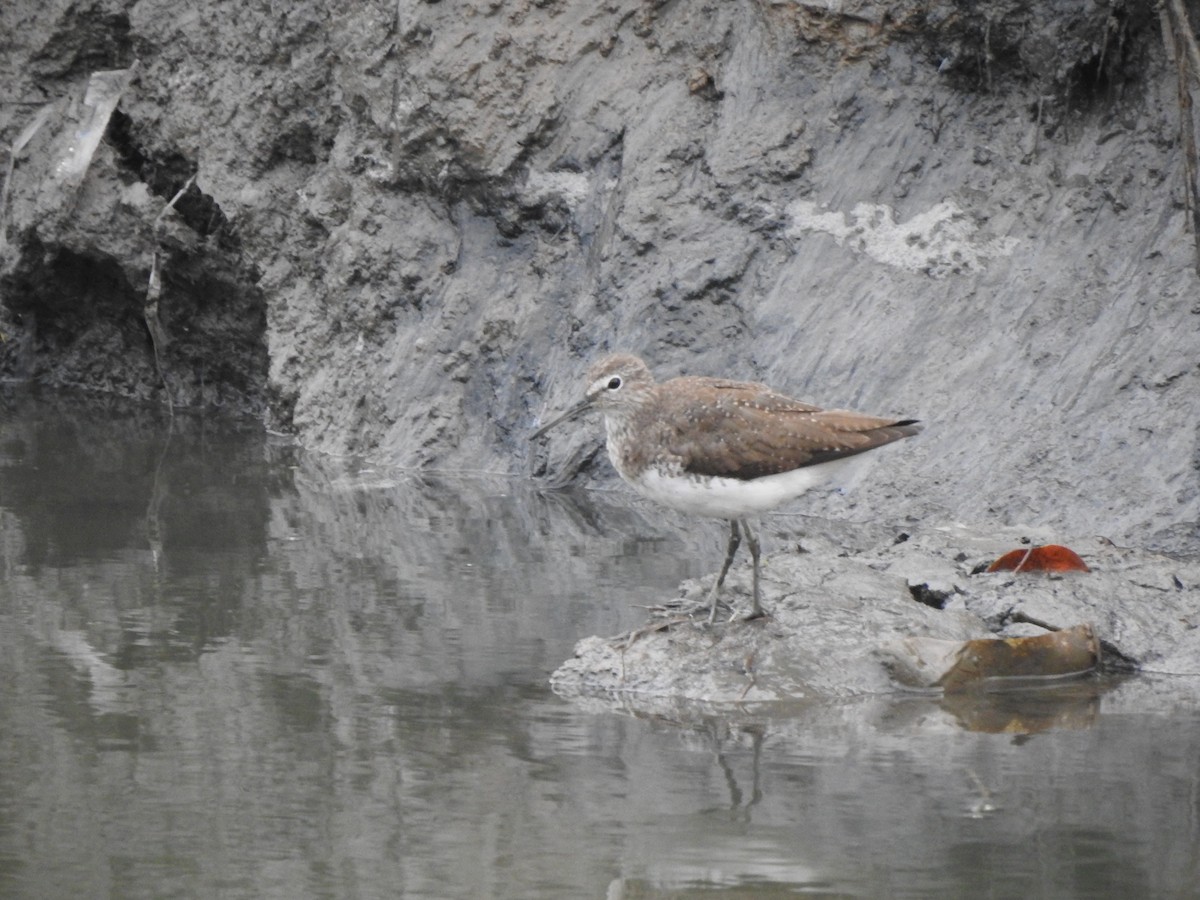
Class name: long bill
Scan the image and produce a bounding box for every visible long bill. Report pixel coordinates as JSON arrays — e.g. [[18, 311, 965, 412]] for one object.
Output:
[[530, 397, 593, 440]]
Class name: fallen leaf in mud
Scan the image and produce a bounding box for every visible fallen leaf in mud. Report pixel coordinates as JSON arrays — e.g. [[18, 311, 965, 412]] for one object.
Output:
[[987, 544, 1090, 573]]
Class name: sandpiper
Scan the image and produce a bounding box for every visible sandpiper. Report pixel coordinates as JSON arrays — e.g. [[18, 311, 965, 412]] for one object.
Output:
[[532, 353, 922, 623]]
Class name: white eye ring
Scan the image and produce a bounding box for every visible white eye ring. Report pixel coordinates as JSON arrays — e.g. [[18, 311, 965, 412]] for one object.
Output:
[[606, 376, 622, 391]]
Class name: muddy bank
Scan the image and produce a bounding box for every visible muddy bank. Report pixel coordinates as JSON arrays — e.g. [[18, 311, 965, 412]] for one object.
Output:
[[1, 1, 1197, 558], [551, 522, 1200, 704]]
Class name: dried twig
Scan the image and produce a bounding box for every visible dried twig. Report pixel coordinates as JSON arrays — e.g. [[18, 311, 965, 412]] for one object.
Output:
[[1164, 0, 1200, 272], [1169, 0, 1200, 75], [154, 175, 195, 231], [145, 172, 196, 415]]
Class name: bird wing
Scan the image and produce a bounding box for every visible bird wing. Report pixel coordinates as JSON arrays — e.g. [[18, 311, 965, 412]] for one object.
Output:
[[645, 377, 921, 480]]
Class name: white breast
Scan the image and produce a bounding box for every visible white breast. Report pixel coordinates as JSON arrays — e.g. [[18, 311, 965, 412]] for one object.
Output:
[[623, 456, 863, 520]]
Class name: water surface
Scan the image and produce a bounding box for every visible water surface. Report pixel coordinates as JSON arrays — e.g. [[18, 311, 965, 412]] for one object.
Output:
[[1, 388, 1197, 899]]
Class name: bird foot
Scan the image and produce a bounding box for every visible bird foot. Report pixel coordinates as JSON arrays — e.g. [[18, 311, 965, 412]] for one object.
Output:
[[638, 591, 766, 626], [701, 598, 770, 626], [640, 597, 711, 619]]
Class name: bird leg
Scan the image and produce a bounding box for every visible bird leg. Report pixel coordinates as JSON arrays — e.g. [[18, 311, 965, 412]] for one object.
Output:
[[741, 518, 764, 620], [707, 519, 742, 623]]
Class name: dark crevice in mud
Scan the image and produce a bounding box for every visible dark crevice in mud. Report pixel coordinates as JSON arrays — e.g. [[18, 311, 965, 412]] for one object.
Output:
[[106, 110, 240, 252], [918, 0, 1157, 113], [0, 236, 268, 417], [2, 242, 144, 374], [149, 250, 270, 415], [0, 94, 267, 416]]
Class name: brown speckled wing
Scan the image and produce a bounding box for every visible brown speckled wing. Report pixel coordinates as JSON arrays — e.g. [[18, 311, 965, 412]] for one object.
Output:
[[638, 377, 921, 481]]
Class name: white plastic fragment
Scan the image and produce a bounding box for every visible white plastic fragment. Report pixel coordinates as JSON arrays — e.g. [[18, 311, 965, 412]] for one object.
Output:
[[53, 65, 138, 189]]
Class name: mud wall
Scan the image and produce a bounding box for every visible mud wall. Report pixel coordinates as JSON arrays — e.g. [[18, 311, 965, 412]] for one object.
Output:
[[1, 1, 1197, 552]]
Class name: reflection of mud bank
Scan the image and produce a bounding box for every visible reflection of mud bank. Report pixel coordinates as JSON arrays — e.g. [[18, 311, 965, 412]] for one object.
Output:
[[0, 386, 277, 571], [0, 391, 688, 699]]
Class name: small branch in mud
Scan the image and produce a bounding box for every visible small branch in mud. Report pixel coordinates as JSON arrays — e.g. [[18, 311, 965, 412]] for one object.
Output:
[[145, 173, 196, 415], [1163, 0, 1200, 272], [1168, 0, 1200, 78], [154, 175, 196, 231], [144, 253, 171, 412], [1007, 609, 1062, 631], [1031, 94, 1048, 159]]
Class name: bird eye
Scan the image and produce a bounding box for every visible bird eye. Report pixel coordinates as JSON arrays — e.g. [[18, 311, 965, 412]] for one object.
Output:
[[607, 376, 622, 390]]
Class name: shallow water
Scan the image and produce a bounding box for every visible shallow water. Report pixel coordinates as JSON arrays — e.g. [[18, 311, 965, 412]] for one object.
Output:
[[1, 388, 1198, 899]]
